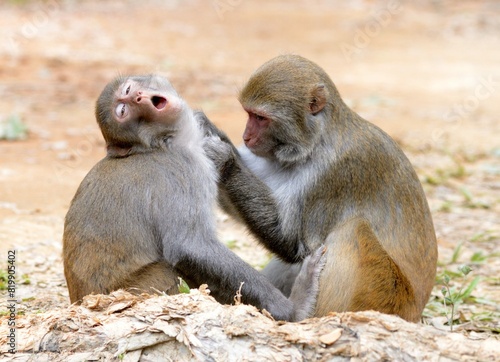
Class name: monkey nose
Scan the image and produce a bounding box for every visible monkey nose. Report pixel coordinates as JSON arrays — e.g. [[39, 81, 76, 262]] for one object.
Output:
[[243, 133, 252, 143]]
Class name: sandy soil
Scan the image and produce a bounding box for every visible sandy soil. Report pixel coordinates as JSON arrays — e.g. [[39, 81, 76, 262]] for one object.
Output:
[[0, 0, 498, 339]]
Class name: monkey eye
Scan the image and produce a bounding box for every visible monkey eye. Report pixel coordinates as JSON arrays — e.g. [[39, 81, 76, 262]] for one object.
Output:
[[125, 85, 131, 95], [115, 103, 128, 118], [255, 114, 267, 122]]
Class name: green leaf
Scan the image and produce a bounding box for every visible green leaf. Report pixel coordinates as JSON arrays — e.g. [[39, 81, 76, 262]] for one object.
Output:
[[458, 265, 472, 276], [225, 239, 237, 249], [450, 242, 463, 264], [470, 252, 487, 263], [444, 274, 451, 284], [177, 277, 190, 294], [460, 187, 473, 203], [459, 276, 480, 300]]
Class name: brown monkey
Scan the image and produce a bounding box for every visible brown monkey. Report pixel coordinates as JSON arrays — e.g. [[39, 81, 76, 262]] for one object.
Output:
[[63, 74, 325, 322], [202, 55, 438, 322]]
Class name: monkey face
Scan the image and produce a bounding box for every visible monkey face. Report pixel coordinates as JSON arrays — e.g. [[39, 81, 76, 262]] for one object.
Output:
[[112, 76, 184, 126], [241, 109, 276, 157], [95, 75, 189, 154], [238, 55, 333, 164]]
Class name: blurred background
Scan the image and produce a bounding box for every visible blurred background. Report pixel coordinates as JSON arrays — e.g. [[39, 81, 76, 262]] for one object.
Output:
[[0, 0, 498, 330]]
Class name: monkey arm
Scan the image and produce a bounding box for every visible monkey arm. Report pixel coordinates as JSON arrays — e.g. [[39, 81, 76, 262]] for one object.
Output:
[[198, 112, 308, 262], [215, 144, 308, 263], [168, 237, 297, 321]]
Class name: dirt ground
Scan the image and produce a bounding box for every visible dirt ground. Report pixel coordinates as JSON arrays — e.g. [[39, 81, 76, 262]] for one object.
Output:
[[0, 0, 499, 346]]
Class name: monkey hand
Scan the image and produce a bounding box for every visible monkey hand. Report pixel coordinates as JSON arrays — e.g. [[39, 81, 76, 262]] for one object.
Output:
[[195, 111, 216, 135], [302, 245, 327, 288], [195, 111, 237, 148], [288, 245, 326, 321], [203, 134, 236, 175], [194, 111, 227, 139]]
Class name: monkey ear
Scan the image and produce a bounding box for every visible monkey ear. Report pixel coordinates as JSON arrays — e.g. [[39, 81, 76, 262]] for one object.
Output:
[[309, 84, 328, 115], [107, 144, 132, 158]]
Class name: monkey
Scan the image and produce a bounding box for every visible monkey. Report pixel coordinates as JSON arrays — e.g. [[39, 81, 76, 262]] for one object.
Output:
[[62, 74, 325, 322], [202, 54, 438, 322]]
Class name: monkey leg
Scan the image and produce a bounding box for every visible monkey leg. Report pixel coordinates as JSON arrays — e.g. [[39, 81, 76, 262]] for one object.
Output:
[[66, 260, 178, 303], [123, 261, 179, 296], [314, 218, 418, 321], [261, 257, 302, 297]]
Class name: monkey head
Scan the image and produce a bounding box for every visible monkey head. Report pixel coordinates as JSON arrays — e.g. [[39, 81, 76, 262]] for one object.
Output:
[[95, 75, 186, 157], [239, 55, 345, 165]]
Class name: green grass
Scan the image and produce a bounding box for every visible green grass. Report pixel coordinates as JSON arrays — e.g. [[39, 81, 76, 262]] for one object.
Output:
[[177, 277, 190, 294], [0, 114, 28, 141], [437, 266, 480, 331]]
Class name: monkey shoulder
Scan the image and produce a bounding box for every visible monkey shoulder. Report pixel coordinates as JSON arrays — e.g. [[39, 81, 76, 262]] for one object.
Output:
[[77, 150, 215, 204], [333, 119, 417, 180]]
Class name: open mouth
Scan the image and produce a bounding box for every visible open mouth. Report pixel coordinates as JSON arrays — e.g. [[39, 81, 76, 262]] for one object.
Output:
[[152, 96, 167, 110]]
